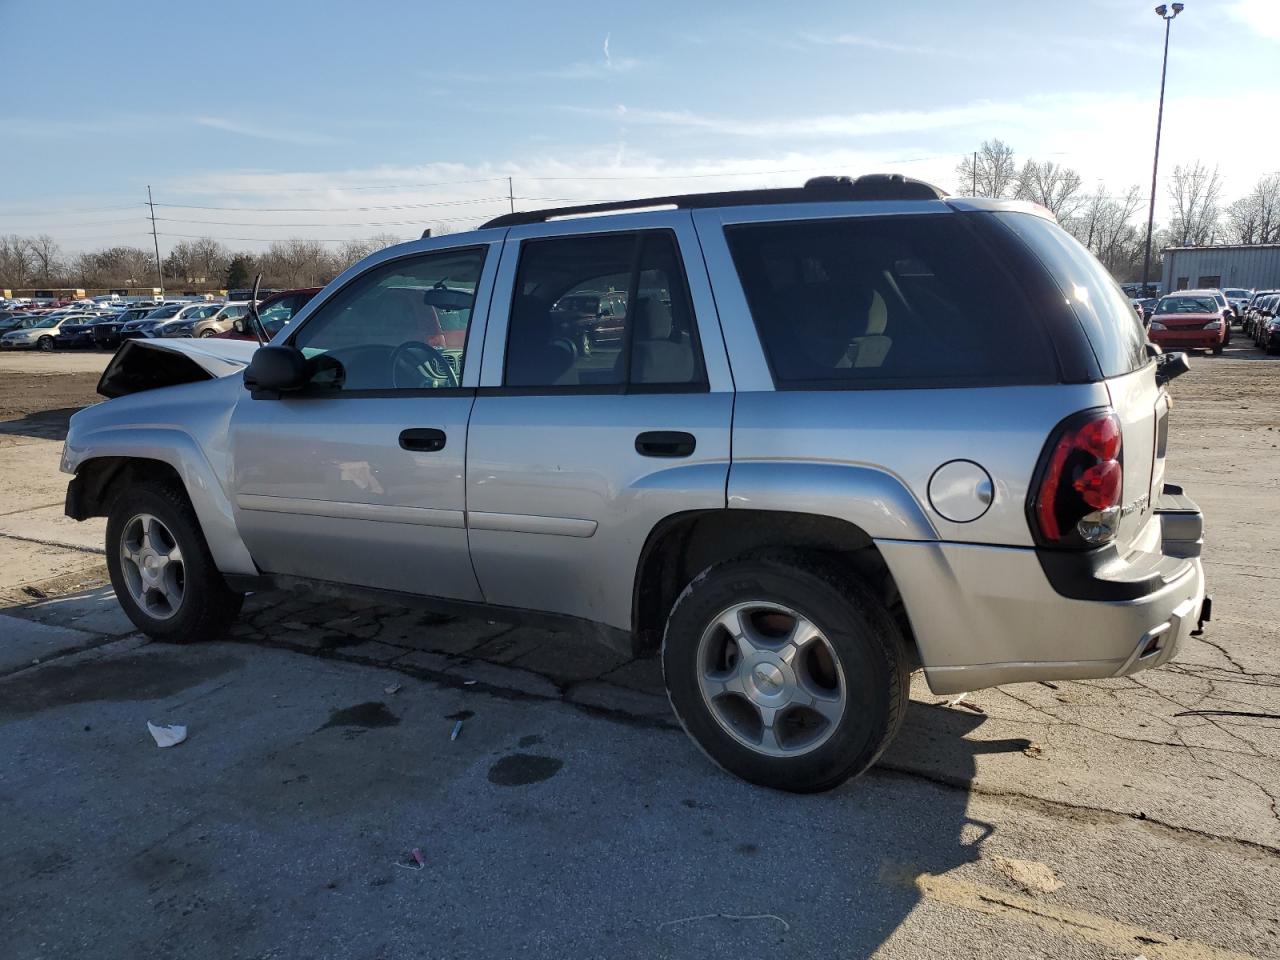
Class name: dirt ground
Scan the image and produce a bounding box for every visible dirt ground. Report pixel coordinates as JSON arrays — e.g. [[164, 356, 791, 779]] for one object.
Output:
[[0, 352, 102, 426], [1, 342, 1278, 959]]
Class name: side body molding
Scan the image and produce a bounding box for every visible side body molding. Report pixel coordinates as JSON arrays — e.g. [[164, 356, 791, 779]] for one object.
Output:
[[727, 460, 939, 541]]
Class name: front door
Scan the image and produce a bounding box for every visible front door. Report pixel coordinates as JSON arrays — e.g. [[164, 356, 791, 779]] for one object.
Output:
[[465, 217, 734, 631], [229, 238, 502, 599]]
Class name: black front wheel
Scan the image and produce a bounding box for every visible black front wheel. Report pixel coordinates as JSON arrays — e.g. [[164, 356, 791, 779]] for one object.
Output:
[[37, 337, 53, 351], [106, 481, 243, 643]]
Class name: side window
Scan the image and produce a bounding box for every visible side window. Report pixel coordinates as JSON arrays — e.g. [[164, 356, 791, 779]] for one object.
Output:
[[503, 231, 704, 389], [292, 247, 485, 391], [726, 215, 1057, 387]]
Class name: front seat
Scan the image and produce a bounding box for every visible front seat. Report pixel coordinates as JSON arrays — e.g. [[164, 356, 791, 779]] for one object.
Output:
[[629, 297, 694, 384]]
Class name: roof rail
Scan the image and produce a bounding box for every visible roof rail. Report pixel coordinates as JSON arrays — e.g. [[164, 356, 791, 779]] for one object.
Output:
[[478, 173, 947, 229]]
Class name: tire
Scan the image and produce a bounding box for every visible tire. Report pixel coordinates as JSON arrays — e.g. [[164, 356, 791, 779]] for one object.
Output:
[[662, 551, 909, 793], [37, 336, 53, 351], [1212, 341, 1223, 355], [106, 481, 243, 643], [199, 329, 215, 338]]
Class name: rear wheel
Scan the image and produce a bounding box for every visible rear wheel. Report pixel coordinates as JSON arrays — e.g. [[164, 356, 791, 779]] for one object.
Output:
[[106, 481, 243, 643], [662, 552, 909, 792]]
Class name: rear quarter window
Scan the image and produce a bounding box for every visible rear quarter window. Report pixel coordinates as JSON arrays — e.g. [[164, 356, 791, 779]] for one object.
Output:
[[725, 214, 1058, 388], [992, 212, 1148, 379]]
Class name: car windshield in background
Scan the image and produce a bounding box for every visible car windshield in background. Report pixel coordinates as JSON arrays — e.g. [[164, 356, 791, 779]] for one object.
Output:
[[145, 305, 182, 320], [31, 316, 59, 328], [188, 305, 220, 319], [1158, 297, 1218, 314], [1225, 289, 1249, 298]]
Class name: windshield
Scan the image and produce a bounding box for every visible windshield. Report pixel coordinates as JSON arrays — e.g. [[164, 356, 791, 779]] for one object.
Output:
[[32, 315, 59, 328], [1157, 296, 1217, 314], [144, 305, 181, 320], [1224, 289, 1249, 298], [188, 304, 221, 319]]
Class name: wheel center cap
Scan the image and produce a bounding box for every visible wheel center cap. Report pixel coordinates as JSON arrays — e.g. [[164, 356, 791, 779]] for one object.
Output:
[[752, 663, 784, 695]]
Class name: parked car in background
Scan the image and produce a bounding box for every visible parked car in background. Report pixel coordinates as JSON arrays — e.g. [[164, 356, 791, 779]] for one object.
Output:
[[52, 315, 111, 349], [1, 312, 74, 350], [1175, 288, 1233, 345], [1223, 288, 1251, 319], [63, 176, 1209, 792], [1243, 290, 1280, 339], [217, 288, 321, 340], [118, 302, 195, 339], [92, 306, 155, 349], [1136, 297, 1160, 322], [1258, 301, 1280, 354], [1148, 293, 1228, 354], [160, 301, 251, 338], [1254, 294, 1280, 349], [0, 313, 38, 336]]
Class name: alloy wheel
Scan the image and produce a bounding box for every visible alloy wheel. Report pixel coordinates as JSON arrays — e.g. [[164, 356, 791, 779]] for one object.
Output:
[[696, 601, 847, 758]]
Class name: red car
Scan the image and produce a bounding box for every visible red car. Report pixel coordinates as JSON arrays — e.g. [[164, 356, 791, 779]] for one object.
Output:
[[1147, 293, 1227, 355], [217, 288, 321, 341]]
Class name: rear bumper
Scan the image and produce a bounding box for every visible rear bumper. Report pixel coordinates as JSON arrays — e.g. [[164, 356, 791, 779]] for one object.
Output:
[[878, 484, 1208, 695]]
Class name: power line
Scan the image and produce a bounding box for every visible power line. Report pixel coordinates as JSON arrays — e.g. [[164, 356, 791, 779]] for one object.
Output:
[[156, 231, 418, 244], [152, 213, 491, 228]]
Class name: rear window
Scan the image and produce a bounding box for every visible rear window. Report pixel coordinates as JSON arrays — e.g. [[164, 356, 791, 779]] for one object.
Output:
[[725, 215, 1056, 388], [994, 212, 1148, 378]]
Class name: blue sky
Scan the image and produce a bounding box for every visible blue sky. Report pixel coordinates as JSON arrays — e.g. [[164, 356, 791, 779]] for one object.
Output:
[[2, 0, 1278, 252]]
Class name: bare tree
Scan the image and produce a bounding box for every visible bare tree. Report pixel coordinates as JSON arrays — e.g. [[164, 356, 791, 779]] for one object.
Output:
[[1015, 159, 1084, 221], [0, 235, 35, 287], [27, 234, 62, 282], [955, 139, 1018, 198], [260, 238, 339, 288], [1223, 172, 1280, 245], [1066, 184, 1145, 277], [1167, 161, 1223, 247]]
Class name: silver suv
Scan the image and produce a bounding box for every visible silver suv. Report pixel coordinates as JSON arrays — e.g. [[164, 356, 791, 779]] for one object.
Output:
[[62, 175, 1209, 791]]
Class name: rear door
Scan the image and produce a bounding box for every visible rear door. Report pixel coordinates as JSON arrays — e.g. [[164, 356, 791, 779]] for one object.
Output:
[[465, 214, 734, 630]]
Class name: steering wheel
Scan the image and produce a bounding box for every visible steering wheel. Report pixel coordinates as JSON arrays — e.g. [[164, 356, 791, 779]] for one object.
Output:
[[390, 340, 459, 389]]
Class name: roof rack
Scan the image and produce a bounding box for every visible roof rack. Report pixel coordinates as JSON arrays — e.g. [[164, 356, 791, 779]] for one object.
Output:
[[477, 174, 947, 229]]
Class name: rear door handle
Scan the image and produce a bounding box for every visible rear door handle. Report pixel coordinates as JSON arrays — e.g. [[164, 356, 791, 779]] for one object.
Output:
[[635, 431, 696, 458], [399, 428, 446, 452]]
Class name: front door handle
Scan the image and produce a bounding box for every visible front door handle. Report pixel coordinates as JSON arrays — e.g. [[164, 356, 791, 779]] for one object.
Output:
[[635, 431, 696, 458], [399, 428, 446, 452]]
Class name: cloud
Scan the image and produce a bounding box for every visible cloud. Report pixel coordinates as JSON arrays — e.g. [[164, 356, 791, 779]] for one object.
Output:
[[541, 32, 641, 79], [798, 31, 947, 56], [565, 98, 1039, 140], [194, 117, 342, 146], [1226, 0, 1280, 40]]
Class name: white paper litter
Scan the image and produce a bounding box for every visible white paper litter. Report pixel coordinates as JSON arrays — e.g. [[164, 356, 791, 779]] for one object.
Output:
[[147, 722, 188, 748]]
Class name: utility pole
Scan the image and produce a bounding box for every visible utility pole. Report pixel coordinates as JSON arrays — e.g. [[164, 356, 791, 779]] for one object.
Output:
[[972, 151, 978, 196], [1142, 3, 1184, 298], [147, 185, 165, 297], [507, 177, 514, 213]]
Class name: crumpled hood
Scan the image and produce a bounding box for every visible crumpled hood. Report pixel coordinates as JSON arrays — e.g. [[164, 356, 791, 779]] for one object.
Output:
[[97, 336, 260, 398]]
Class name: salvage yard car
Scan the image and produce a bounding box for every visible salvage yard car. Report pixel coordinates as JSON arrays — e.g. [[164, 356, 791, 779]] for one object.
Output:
[[160, 301, 252, 339], [1147, 293, 1228, 354], [2, 312, 75, 350], [61, 175, 1210, 792]]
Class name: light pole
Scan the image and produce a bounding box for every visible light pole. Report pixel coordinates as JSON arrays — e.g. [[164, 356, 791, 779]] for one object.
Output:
[[1141, 2, 1184, 297]]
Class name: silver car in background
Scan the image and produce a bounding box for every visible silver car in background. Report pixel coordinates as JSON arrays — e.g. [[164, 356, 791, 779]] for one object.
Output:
[[61, 174, 1210, 792]]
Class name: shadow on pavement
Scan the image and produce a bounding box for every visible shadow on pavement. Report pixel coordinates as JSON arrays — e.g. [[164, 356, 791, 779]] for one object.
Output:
[[0, 406, 83, 441]]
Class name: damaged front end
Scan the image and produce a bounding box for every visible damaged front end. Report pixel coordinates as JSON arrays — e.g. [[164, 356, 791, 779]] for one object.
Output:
[[96, 337, 260, 399]]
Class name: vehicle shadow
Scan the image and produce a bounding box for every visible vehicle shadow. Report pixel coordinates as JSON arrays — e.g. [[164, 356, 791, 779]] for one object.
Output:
[[0, 407, 82, 441]]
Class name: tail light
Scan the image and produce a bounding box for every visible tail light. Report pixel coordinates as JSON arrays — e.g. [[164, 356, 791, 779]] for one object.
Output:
[[1029, 409, 1123, 547]]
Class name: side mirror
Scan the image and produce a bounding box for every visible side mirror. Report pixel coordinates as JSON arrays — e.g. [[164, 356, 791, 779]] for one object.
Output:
[[1155, 350, 1190, 387], [232, 318, 246, 333], [243, 345, 308, 399]]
